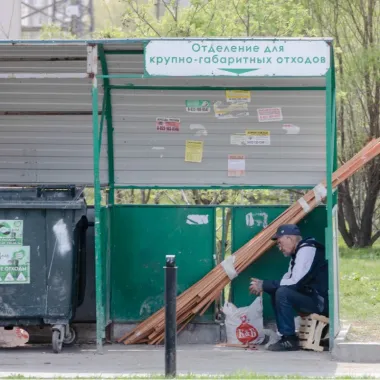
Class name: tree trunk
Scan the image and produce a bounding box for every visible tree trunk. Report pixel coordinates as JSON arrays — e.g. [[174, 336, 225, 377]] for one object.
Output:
[[338, 189, 354, 248], [357, 160, 380, 246]]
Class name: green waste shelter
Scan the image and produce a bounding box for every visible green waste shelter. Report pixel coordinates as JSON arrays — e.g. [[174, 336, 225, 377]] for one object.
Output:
[[0, 37, 338, 352]]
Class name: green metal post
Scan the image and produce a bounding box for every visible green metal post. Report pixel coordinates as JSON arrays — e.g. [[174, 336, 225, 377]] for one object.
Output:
[[92, 76, 105, 353], [221, 207, 226, 262], [332, 55, 338, 202], [105, 88, 115, 205], [98, 93, 106, 153], [325, 67, 335, 348], [331, 53, 338, 173], [98, 45, 115, 205], [331, 53, 340, 335]]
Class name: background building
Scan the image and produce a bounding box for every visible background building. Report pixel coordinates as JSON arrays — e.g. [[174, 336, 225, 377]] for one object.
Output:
[[0, 0, 191, 40]]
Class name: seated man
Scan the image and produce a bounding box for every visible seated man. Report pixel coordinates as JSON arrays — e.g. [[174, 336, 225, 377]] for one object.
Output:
[[249, 224, 329, 351]]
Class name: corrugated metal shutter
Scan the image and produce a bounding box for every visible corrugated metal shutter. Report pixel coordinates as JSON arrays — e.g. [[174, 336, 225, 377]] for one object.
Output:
[[0, 45, 107, 185], [0, 42, 327, 187], [113, 89, 326, 187]]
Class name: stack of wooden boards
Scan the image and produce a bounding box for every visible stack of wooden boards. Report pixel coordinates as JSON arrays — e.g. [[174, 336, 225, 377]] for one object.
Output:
[[118, 138, 380, 345]]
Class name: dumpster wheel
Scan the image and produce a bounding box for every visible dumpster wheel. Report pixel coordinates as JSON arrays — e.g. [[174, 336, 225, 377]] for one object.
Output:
[[52, 330, 63, 353], [63, 326, 77, 346]]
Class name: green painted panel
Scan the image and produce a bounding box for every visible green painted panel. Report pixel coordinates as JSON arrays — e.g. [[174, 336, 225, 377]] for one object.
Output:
[[231, 206, 327, 320], [111, 206, 215, 322], [100, 207, 112, 327]]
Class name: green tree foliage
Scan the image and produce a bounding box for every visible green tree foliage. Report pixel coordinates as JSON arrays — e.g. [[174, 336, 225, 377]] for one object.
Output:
[[306, 0, 380, 247], [119, 0, 314, 38], [40, 24, 76, 39], [94, 0, 126, 31], [109, 0, 380, 247], [41, 0, 380, 247]]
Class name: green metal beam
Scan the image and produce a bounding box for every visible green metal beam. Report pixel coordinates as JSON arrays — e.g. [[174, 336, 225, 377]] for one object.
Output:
[[98, 44, 115, 204], [98, 74, 145, 79], [110, 204, 328, 209], [97, 73, 327, 81], [104, 50, 143, 55], [98, 94, 106, 152], [113, 185, 316, 190], [110, 85, 326, 91]]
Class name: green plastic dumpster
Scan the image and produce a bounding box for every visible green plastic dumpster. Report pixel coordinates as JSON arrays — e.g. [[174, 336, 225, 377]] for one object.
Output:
[[0, 186, 87, 353]]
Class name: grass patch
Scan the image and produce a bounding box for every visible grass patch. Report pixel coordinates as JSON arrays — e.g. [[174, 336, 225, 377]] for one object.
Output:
[[339, 244, 380, 341]]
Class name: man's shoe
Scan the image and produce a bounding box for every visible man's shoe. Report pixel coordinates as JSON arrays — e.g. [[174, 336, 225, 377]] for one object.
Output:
[[267, 335, 300, 351]]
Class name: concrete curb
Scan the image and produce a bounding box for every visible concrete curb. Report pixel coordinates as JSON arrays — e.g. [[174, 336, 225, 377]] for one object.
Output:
[[333, 324, 380, 363]]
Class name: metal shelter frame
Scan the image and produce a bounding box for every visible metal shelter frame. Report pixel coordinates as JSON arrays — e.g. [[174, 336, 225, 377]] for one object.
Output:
[[0, 38, 337, 354]]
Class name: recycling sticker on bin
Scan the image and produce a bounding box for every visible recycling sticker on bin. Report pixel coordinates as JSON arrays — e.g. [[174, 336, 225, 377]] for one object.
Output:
[[0, 220, 23, 245], [0, 246, 30, 284]]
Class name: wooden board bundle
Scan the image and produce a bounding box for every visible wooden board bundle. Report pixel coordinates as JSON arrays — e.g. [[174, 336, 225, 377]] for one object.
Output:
[[118, 138, 380, 345]]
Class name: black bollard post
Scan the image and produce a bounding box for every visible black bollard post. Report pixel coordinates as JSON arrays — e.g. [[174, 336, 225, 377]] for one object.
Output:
[[165, 255, 177, 378]]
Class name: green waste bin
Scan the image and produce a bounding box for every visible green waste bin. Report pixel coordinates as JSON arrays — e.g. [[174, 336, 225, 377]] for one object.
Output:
[[0, 186, 87, 353]]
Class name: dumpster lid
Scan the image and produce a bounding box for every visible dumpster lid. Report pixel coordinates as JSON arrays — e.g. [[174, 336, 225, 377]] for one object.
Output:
[[0, 186, 86, 209]]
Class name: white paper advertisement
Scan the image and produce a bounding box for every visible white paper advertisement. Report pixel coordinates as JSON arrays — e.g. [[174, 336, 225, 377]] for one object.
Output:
[[245, 130, 271, 145], [228, 155, 246, 177], [257, 108, 283, 122]]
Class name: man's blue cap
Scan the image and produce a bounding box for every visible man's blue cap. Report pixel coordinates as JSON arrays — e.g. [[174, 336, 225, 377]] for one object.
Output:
[[271, 224, 301, 240]]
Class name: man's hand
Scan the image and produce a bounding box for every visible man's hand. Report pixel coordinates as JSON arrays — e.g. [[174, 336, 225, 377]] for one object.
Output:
[[249, 278, 263, 295]]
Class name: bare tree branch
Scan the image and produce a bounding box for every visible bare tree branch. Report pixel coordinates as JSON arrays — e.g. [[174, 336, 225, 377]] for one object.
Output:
[[210, 192, 220, 205], [140, 189, 151, 204], [102, 0, 115, 24], [232, 0, 248, 33], [126, 0, 162, 37], [201, 0, 217, 36], [181, 190, 190, 205], [0, 0, 15, 39], [185, 4, 200, 36], [154, 190, 163, 204], [191, 189, 202, 205], [161, 0, 177, 22], [164, 191, 178, 204], [371, 230, 380, 245], [332, 0, 365, 41]]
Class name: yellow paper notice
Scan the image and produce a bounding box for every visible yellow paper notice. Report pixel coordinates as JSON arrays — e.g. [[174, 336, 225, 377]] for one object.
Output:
[[226, 90, 251, 103], [245, 130, 270, 136], [245, 130, 270, 145], [185, 140, 204, 163]]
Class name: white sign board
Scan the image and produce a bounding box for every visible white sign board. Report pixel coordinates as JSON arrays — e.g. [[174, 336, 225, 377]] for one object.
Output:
[[145, 40, 330, 77]]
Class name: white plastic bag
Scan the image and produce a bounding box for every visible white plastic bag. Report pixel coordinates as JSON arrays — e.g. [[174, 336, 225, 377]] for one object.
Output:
[[222, 297, 265, 345], [0, 327, 29, 347]]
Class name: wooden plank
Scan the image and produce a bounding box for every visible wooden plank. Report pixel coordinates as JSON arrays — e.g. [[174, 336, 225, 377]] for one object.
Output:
[[118, 139, 380, 344]]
